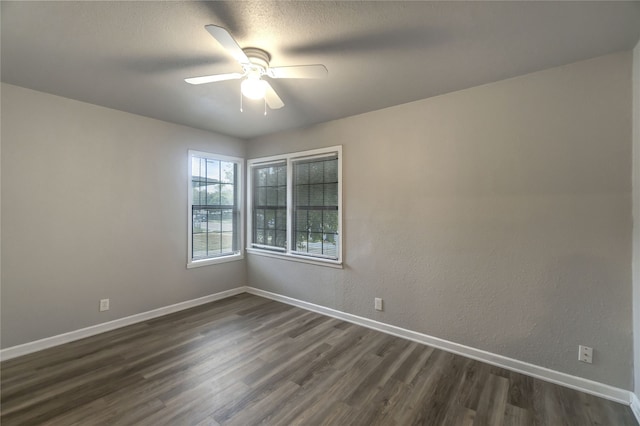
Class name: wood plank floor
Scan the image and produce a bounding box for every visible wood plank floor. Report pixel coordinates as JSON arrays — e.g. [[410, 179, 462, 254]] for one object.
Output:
[[1, 293, 637, 426]]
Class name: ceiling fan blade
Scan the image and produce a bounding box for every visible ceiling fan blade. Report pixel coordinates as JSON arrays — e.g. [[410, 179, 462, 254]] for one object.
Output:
[[205, 24, 250, 65], [264, 81, 284, 109], [268, 65, 328, 79], [185, 72, 244, 85]]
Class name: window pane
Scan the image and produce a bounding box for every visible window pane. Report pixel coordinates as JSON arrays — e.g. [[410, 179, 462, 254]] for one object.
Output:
[[296, 231, 308, 251], [221, 210, 234, 232], [257, 168, 267, 186], [257, 187, 267, 206], [324, 210, 338, 233], [277, 165, 287, 185], [266, 166, 277, 186], [221, 184, 234, 205], [323, 237, 337, 258], [276, 209, 286, 231], [309, 162, 323, 184], [253, 207, 285, 249], [266, 187, 277, 206], [200, 183, 207, 205], [295, 184, 309, 206], [200, 158, 207, 179], [265, 210, 275, 229], [208, 210, 221, 232], [277, 186, 286, 206], [307, 233, 324, 255], [324, 183, 338, 206], [193, 233, 207, 259], [309, 210, 323, 232], [207, 184, 220, 205], [208, 233, 221, 255], [192, 181, 201, 205], [255, 209, 265, 230], [324, 159, 338, 182], [309, 184, 324, 206], [193, 209, 207, 234], [221, 232, 234, 253], [206, 159, 220, 182], [265, 230, 276, 246], [221, 161, 234, 184], [296, 163, 309, 185], [295, 210, 308, 231]]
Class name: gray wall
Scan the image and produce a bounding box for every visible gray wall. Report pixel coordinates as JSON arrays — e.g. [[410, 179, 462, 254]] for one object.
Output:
[[0, 83, 247, 348], [633, 40, 640, 402], [247, 52, 633, 390], [1, 50, 635, 392]]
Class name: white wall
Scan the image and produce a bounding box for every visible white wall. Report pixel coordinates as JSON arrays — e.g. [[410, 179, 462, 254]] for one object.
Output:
[[0, 83, 247, 348], [247, 52, 633, 390], [632, 40, 640, 403]]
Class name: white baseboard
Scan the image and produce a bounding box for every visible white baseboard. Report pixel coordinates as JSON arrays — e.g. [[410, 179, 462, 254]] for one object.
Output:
[[631, 392, 640, 424], [245, 286, 632, 406], [2, 285, 635, 410], [0, 287, 247, 361]]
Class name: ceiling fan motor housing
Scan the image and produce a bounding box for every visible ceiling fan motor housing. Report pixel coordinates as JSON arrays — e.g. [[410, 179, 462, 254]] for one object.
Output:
[[242, 48, 271, 75]]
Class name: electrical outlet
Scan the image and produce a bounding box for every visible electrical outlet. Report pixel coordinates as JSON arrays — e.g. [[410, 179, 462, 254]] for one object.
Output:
[[578, 345, 593, 364], [374, 297, 383, 311], [100, 298, 110, 312]]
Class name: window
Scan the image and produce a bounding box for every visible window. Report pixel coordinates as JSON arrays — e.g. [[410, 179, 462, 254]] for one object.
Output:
[[247, 146, 342, 266], [292, 154, 339, 258], [252, 161, 287, 251], [188, 151, 243, 267]]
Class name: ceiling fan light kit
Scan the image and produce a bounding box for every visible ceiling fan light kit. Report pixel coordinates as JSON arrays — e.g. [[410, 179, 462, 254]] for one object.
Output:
[[241, 76, 267, 100], [185, 25, 328, 112]]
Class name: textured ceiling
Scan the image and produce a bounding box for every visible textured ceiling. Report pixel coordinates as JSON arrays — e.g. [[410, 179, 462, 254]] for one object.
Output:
[[2, 1, 639, 139]]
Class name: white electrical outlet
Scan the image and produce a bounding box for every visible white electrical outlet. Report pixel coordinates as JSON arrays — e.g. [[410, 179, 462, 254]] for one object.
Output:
[[100, 298, 110, 312], [374, 297, 383, 311], [578, 345, 593, 364]]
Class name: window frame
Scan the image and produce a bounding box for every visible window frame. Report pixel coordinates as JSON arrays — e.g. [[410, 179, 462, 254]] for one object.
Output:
[[249, 159, 288, 253], [247, 146, 342, 267], [187, 150, 244, 269]]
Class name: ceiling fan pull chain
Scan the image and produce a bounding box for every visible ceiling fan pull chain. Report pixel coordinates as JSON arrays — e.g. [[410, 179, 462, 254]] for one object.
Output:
[[264, 98, 267, 116], [240, 89, 243, 112]]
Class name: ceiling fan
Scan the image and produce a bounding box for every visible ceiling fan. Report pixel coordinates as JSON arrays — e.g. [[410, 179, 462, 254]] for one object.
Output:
[[185, 25, 328, 111]]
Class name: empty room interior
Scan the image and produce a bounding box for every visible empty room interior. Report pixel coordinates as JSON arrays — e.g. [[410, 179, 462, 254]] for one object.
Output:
[[2, 1, 640, 425]]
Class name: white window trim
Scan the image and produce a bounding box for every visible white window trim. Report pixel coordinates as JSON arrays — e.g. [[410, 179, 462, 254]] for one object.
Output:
[[245, 247, 343, 269], [247, 145, 342, 267], [187, 150, 244, 269]]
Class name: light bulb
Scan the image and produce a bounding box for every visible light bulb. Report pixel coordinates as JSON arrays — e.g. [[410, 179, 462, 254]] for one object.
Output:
[[241, 77, 267, 100]]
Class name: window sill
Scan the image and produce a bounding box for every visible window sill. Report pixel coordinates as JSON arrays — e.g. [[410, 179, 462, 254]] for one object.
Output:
[[187, 253, 244, 269], [246, 248, 343, 269]]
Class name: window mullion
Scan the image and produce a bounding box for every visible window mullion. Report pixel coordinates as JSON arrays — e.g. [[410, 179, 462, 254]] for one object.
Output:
[[286, 157, 293, 255]]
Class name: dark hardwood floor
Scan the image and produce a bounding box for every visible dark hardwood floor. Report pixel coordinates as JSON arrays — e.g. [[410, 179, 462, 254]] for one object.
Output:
[[1, 293, 637, 425]]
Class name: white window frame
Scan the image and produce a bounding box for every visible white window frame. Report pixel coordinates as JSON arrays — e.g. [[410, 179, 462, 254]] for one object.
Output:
[[187, 150, 244, 268], [247, 146, 342, 268]]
